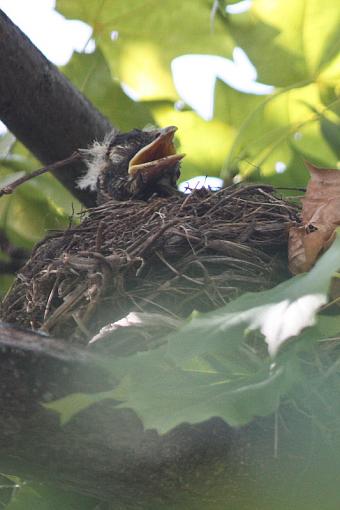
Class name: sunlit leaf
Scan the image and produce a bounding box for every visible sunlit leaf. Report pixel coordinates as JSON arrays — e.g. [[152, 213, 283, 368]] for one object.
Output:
[[57, 0, 234, 99], [62, 49, 154, 130], [221, 83, 339, 181], [226, 0, 340, 86], [150, 100, 234, 180]]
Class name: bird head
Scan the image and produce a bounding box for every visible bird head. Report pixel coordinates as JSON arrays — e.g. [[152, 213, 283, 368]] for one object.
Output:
[[78, 126, 185, 203]]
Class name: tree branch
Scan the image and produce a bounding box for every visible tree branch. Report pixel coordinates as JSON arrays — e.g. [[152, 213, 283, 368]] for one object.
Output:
[[0, 10, 112, 207], [0, 322, 239, 504]]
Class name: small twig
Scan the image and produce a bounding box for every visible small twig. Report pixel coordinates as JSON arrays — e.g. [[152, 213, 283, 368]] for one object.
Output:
[[275, 186, 306, 192], [129, 219, 180, 257], [95, 220, 104, 252], [43, 274, 60, 321], [0, 151, 82, 197], [40, 282, 88, 332]]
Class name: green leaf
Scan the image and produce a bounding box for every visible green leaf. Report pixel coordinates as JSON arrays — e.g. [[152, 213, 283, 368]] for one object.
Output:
[[110, 347, 296, 432], [214, 78, 269, 129], [0, 141, 78, 248], [0, 186, 69, 249], [62, 49, 154, 130], [56, 0, 234, 99], [221, 83, 339, 181], [149, 100, 234, 181], [167, 233, 340, 362], [320, 114, 340, 159], [5, 483, 97, 510], [111, 234, 340, 431], [226, 0, 340, 86], [50, 236, 340, 434], [43, 390, 117, 426]]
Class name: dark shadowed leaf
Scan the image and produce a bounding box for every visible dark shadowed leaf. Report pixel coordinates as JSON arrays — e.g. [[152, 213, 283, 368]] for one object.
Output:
[[46, 236, 340, 433]]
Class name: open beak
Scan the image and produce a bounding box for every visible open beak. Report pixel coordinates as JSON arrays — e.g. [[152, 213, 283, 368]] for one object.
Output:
[[128, 126, 185, 178]]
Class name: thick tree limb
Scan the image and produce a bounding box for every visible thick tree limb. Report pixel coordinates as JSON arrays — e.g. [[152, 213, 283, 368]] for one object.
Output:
[[0, 10, 112, 207], [0, 323, 239, 504], [0, 322, 331, 507]]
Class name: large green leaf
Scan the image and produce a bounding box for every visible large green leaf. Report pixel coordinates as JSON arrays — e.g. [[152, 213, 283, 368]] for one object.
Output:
[[167, 236, 340, 363], [4, 483, 97, 510], [56, 0, 234, 99], [219, 81, 340, 181], [62, 49, 154, 130], [110, 235, 340, 432], [46, 235, 340, 433], [226, 0, 340, 86]]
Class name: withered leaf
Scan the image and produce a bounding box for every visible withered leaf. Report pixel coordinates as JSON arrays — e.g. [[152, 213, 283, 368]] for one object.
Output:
[[288, 162, 340, 274]]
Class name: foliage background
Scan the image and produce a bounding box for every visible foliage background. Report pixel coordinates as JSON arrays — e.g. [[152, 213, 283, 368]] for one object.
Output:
[[1, 0, 340, 259], [0, 0, 340, 508]]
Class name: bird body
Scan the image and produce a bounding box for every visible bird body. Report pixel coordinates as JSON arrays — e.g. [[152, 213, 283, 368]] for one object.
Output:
[[78, 126, 184, 203]]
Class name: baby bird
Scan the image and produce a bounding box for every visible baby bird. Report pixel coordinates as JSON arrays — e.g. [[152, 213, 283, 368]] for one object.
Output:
[[78, 126, 184, 203]]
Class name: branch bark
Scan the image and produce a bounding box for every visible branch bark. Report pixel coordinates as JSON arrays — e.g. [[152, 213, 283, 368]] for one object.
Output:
[[0, 323, 325, 507], [0, 323, 240, 505], [0, 10, 112, 207]]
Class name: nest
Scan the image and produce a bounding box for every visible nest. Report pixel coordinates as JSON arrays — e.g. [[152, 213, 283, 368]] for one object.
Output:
[[0, 185, 299, 346]]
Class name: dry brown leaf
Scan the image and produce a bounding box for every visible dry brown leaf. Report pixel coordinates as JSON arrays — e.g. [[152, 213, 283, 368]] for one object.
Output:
[[288, 162, 340, 274]]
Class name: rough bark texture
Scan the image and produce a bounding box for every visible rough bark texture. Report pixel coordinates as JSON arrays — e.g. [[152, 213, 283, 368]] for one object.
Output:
[[0, 323, 244, 506], [0, 323, 335, 509], [0, 10, 112, 207]]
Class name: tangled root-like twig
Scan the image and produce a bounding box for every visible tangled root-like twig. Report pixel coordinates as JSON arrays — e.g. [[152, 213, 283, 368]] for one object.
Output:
[[0, 185, 299, 348]]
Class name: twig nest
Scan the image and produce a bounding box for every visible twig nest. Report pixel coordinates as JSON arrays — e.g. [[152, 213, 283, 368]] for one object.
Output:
[[0, 185, 298, 346]]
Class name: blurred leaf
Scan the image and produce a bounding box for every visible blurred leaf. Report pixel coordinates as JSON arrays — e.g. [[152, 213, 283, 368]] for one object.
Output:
[[48, 343, 296, 433], [226, 0, 340, 86], [5, 483, 97, 510], [43, 390, 117, 426], [111, 235, 340, 431], [214, 78, 269, 128], [150, 100, 233, 180], [221, 82, 339, 181], [112, 348, 296, 432], [47, 236, 340, 433], [320, 114, 340, 159], [166, 234, 340, 362], [62, 49, 154, 130], [0, 190, 68, 249], [0, 275, 13, 296], [0, 140, 79, 249], [57, 0, 234, 99]]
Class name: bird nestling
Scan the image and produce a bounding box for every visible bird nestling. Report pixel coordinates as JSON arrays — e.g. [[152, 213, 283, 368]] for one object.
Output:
[[77, 126, 185, 203]]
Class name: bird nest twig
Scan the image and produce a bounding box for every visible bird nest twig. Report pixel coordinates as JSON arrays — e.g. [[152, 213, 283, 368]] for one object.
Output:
[[0, 184, 299, 347]]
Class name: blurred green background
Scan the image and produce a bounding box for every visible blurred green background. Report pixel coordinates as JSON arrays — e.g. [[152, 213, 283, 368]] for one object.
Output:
[[0, 0, 339, 270]]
